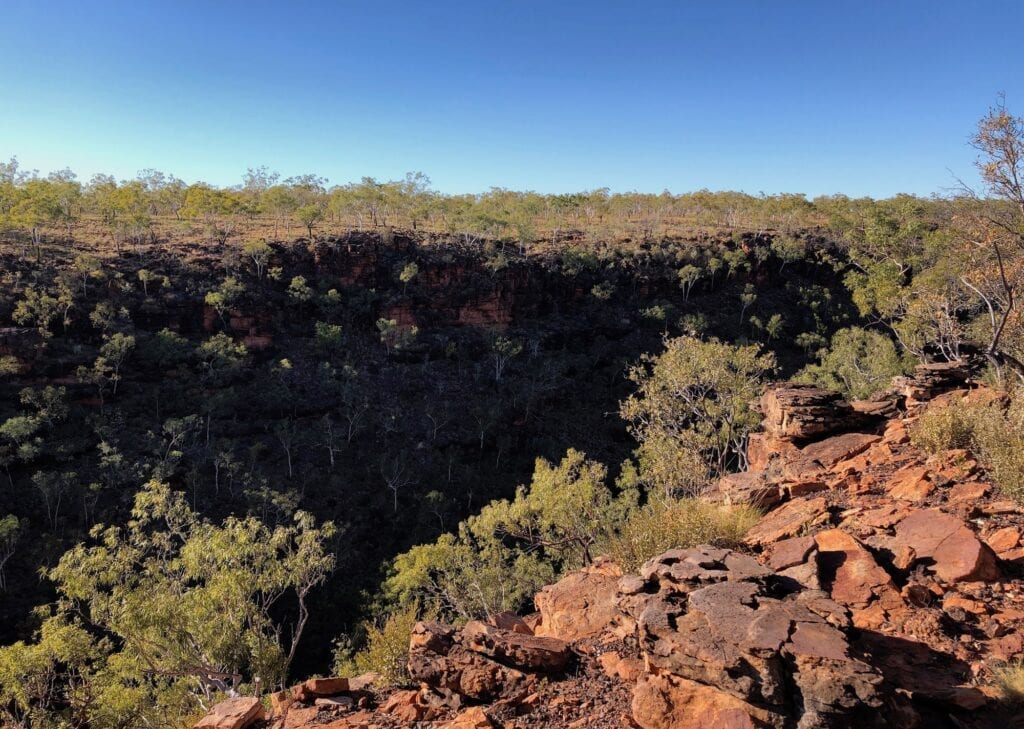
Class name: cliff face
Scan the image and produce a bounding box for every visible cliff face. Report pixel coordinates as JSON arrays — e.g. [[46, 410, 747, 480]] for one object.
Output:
[[196, 366, 1024, 729]]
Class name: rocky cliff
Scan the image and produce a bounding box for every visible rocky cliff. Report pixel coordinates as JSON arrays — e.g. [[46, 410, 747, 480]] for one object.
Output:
[[195, 364, 1024, 729]]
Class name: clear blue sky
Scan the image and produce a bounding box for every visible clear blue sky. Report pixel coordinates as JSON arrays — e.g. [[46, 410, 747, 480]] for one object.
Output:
[[2, 1, 1021, 197]]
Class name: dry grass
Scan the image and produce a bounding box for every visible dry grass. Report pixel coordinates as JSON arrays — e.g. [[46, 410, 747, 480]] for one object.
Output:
[[603, 497, 761, 572], [911, 394, 1024, 504], [993, 661, 1024, 705]]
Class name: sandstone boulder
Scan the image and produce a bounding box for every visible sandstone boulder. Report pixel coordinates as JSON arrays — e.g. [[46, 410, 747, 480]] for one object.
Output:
[[461, 621, 571, 673], [759, 383, 860, 441], [407, 621, 533, 702], [194, 697, 264, 729], [534, 558, 623, 641], [892, 509, 1000, 584], [631, 547, 885, 728]]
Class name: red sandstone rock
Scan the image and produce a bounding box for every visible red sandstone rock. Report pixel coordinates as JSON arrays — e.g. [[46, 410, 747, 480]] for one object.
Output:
[[535, 559, 623, 641], [986, 526, 1021, 554], [632, 672, 781, 729], [193, 697, 265, 729], [744, 496, 828, 547], [800, 432, 881, 469], [814, 529, 901, 610], [759, 384, 860, 440], [892, 509, 1000, 584]]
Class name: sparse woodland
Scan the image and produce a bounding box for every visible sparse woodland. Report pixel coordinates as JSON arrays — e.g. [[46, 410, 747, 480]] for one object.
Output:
[[0, 105, 1023, 727]]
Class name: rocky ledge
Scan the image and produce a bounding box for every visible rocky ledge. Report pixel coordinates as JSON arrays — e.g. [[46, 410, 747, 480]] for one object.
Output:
[[196, 365, 1024, 729]]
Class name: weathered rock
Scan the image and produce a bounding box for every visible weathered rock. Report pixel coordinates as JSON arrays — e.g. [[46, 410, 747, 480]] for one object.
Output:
[[767, 535, 816, 571], [745, 496, 828, 547], [632, 671, 783, 729], [441, 706, 494, 728], [194, 697, 265, 729], [598, 651, 643, 682], [886, 465, 934, 502], [716, 471, 784, 509], [535, 559, 623, 641], [892, 509, 1000, 584], [800, 432, 881, 469], [814, 529, 901, 610], [291, 676, 348, 701], [746, 432, 800, 472], [461, 621, 571, 673], [407, 621, 532, 702], [759, 383, 860, 441], [986, 526, 1021, 555], [633, 547, 884, 727], [897, 362, 971, 403]]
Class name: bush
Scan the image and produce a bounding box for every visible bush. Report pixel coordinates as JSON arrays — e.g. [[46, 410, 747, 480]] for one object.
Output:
[[602, 498, 761, 572], [993, 660, 1024, 705], [911, 394, 1024, 503], [909, 402, 979, 454], [333, 605, 422, 687], [795, 327, 913, 400]]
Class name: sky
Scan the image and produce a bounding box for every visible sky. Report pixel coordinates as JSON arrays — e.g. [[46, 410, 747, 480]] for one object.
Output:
[[1, 1, 1022, 198]]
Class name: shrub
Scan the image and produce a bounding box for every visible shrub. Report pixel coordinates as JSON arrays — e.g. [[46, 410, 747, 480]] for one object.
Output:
[[909, 402, 979, 454], [602, 498, 761, 572], [795, 327, 913, 400], [993, 660, 1024, 705], [911, 395, 1024, 503], [333, 605, 422, 687]]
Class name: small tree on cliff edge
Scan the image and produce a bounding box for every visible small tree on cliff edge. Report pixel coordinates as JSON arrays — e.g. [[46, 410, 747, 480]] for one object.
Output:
[[621, 336, 775, 495]]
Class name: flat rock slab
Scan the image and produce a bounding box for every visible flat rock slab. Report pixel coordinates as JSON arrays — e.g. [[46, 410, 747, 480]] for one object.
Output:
[[194, 697, 265, 729], [893, 509, 999, 584]]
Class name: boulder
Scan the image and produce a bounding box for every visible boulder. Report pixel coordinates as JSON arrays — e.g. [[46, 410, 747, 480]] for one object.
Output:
[[632, 671, 782, 729], [800, 432, 881, 469], [715, 471, 783, 509], [759, 384, 860, 441], [744, 496, 828, 547], [441, 706, 494, 728], [892, 509, 1000, 584], [193, 697, 265, 729], [631, 547, 885, 728], [461, 621, 571, 673], [814, 529, 901, 610], [534, 559, 623, 640]]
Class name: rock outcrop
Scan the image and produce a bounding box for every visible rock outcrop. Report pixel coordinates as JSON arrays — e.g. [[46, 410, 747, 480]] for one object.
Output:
[[194, 374, 1023, 729]]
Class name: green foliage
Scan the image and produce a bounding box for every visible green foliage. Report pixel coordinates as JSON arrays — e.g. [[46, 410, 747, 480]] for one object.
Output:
[[386, 450, 634, 620], [795, 327, 914, 399], [287, 275, 314, 303], [602, 498, 760, 572], [911, 394, 1024, 502], [333, 605, 423, 687], [622, 336, 775, 487], [0, 481, 336, 727]]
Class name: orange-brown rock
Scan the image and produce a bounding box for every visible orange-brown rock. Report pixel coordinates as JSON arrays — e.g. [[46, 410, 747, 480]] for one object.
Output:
[[814, 529, 901, 610], [193, 697, 265, 729], [535, 559, 623, 641], [892, 509, 1000, 584], [886, 464, 934, 502], [597, 651, 643, 682], [632, 672, 782, 729], [746, 432, 800, 472], [715, 471, 783, 508], [986, 526, 1021, 554], [633, 547, 884, 727], [800, 432, 881, 469], [461, 621, 571, 673], [759, 383, 860, 441], [407, 621, 534, 703], [744, 496, 828, 547], [441, 706, 494, 728]]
